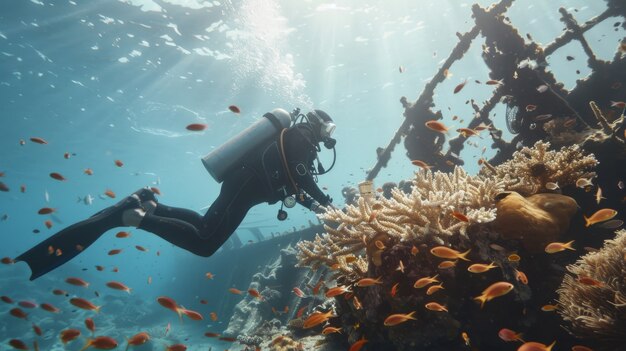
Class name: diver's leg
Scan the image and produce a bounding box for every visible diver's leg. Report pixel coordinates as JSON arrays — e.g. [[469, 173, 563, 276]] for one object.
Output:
[[15, 194, 144, 280], [137, 167, 265, 256]]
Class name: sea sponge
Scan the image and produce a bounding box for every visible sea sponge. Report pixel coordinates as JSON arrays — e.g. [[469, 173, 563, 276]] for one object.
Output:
[[490, 191, 578, 252], [557, 229, 626, 349]]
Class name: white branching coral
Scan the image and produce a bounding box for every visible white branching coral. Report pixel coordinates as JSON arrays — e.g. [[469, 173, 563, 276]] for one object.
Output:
[[479, 141, 598, 195], [296, 167, 503, 274], [556, 230, 626, 347]]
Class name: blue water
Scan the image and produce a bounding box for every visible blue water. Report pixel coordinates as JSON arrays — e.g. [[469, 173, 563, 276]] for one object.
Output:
[[1, 0, 622, 350]]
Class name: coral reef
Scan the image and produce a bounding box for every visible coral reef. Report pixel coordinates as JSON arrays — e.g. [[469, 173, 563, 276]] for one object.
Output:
[[297, 166, 502, 277], [479, 141, 598, 195], [557, 229, 626, 349], [491, 191, 578, 252]]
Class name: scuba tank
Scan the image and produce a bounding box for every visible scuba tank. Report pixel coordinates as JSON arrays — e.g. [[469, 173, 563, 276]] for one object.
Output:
[[202, 108, 292, 183]]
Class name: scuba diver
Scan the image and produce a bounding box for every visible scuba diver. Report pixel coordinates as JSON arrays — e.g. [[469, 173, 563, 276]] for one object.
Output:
[[16, 108, 337, 280]]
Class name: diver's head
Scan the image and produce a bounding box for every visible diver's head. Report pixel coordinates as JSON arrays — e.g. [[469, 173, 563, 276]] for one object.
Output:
[[306, 109, 336, 149]]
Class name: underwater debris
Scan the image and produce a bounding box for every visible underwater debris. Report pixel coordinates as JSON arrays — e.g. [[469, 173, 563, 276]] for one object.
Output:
[[557, 229, 626, 349], [479, 141, 598, 195]]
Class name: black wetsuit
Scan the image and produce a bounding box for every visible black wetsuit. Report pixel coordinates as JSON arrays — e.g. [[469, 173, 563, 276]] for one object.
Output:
[[16, 123, 331, 280]]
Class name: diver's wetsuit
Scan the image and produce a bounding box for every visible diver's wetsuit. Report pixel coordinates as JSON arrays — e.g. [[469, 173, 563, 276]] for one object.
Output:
[[16, 124, 331, 280]]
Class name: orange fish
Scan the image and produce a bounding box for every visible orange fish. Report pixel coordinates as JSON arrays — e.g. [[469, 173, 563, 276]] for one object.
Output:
[[40, 303, 60, 313], [467, 262, 497, 274], [38, 207, 55, 215], [571, 346, 593, 351], [60, 329, 81, 344], [44, 220, 53, 229], [20, 185, 26, 193], [303, 310, 335, 329], [355, 277, 382, 287], [414, 275, 440, 289], [411, 160, 432, 169], [80, 336, 118, 350], [457, 128, 481, 138], [296, 306, 307, 318], [498, 328, 524, 342], [322, 326, 342, 335], [425, 120, 449, 133], [204, 332, 220, 338], [95, 265, 105, 271], [180, 308, 203, 321], [30, 137, 48, 144], [157, 296, 179, 311], [205, 272, 214, 279], [517, 341, 556, 351], [70, 298, 100, 313], [115, 231, 130, 238], [186, 123, 207, 131], [50, 172, 66, 181], [437, 260, 456, 269], [219, 337, 236, 342], [474, 282, 514, 308], [108, 249, 122, 255], [352, 296, 362, 310], [426, 284, 444, 296], [210, 312, 218, 321], [451, 211, 469, 222], [31, 323, 42, 336], [390, 283, 399, 297], [584, 208, 618, 227], [349, 337, 368, 351], [9, 339, 28, 350], [611, 101, 626, 109], [84, 168, 94, 175], [126, 332, 150, 347], [164, 344, 187, 351], [525, 104, 537, 112], [1, 295, 13, 303], [64, 152, 71, 159], [425, 302, 448, 312], [1, 257, 15, 264], [106, 281, 131, 293], [104, 189, 116, 198], [52, 289, 67, 296], [577, 276, 603, 287], [292, 287, 305, 297], [541, 304, 558, 312], [114, 160, 124, 167], [248, 289, 263, 300], [486, 79, 503, 85], [135, 245, 147, 252], [10, 307, 28, 319], [453, 79, 468, 94], [430, 246, 470, 261], [515, 269, 528, 285], [228, 105, 241, 114], [228, 288, 243, 295], [150, 187, 161, 195], [384, 311, 416, 326], [312, 280, 324, 295], [85, 318, 95, 335], [508, 254, 521, 262], [544, 240, 575, 254], [19, 301, 37, 309], [66, 277, 89, 287], [411, 245, 419, 256], [325, 286, 350, 298]]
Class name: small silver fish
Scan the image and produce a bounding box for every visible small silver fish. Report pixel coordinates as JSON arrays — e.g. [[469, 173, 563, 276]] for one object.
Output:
[[536, 84, 548, 93], [618, 181, 624, 190], [576, 178, 593, 188], [77, 195, 94, 205], [44, 190, 50, 203]]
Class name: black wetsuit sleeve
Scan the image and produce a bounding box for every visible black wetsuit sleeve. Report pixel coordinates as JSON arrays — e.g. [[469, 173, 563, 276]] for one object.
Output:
[[284, 126, 331, 206]]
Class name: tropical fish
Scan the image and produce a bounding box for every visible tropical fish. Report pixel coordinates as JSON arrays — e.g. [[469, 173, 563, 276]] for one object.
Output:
[[383, 311, 416, 326], [77, 195, 94, 205], [79, 336, 118, 351], [210, 312, 218, 321], [425, 120, 449, 133], [355, 277, 382, 287], [541, 304, 558, 312], [38, 207, 56, 215], [474, 282, 514, 308], [576, 177, 593, 188], [65, 277, 89, 287], [1, 182, 10, 192], [453, 79, 468, 94], [10, 307, 28, 319], [228, 288, 243, 295], [414, 275, 440, 289], [180, 308, 203, 321], [70, 298, 100, 313], [9, 339, 29, 350], [544, 240, 575, 253], [498, 328, 524, 342], [348, 337, 368, 351], [322, 326, 342, 335], [30, 137, 48, 144], [325, 286, 350, 298], [204, 332, 220, 338], [426, 284, 444, 296], [457, 128, 481, 138], [425, 302, 448, 312], [107, 249, 122, 255], [611, 101, 626, 109], [451, 211, 469, 222], [303, 310, 335, 329], [571, 346, 593, 351], [125, 332, 150, 350], [40, 303, 60, 313], [186, 123, 207, 131], [467, 262, 497, 273], [248, 288, 263, 300], [486, 79, 503, 85], [18, 301, 37, 309], [1, 295, 13, 303], [517, 341, 556, 351], [577, 276, 603, 287], [85, 318, 95, 335], [60, 329, 81, 344], [205, 272, 214, 279], [396, 260, 405, 273], [515, 269, 528, 285], [114, 160, 124, 167], [545, 182, 559, 190], [228, 105, 241, 114], [508, 254, 521, 262], [104, 190, 116, 198], [525, 104, 537, 112], [106, 281, 131, 293], [84, 168, 94, 175], [536, 84, 548, 93], [584, 209, 618, 227], [430, 246, 470, 261], [49, 172, 66, 181], [135, 245, 147, 252], [411, 245, 419, 256], [411, 160, 432, 169]]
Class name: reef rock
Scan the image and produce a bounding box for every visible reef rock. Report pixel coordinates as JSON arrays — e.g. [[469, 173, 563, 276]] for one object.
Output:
[[491, 191, 578, 252]]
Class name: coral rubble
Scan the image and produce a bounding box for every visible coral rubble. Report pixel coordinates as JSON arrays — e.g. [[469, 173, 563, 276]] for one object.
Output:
[[557, 229, 626, 349]]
